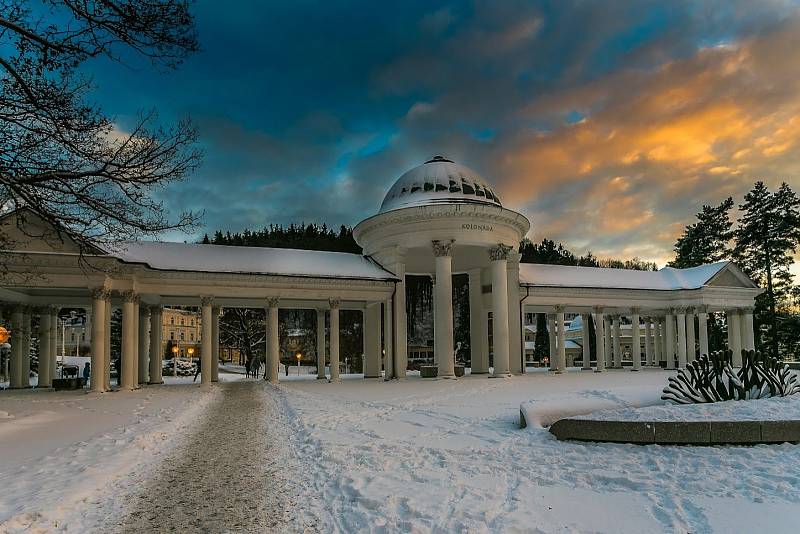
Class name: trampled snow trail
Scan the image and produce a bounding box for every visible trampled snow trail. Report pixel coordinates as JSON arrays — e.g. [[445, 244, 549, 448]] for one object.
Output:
[[114, 381, 312, 533]]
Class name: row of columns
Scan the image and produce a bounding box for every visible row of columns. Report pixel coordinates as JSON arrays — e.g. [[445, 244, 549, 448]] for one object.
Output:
[[539, 305, 755, 371], [7, 305, 58, 388]]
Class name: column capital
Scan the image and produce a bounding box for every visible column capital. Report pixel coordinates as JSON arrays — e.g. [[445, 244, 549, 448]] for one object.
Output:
[[122, 290, 139, 303], [629, 307, 640, 314], [91, 286, 110, 300], [266, 296, 279, 308], [684, 306, 695, 314], [488, 243, 512, 261], [431, 239, 454, 257], [592, 305, 604, 313], [666, 307, 675, 315], [149, 304, 163, 314], [675, 306, 688, 314], [554, 304, 565, 313], [329, 298, 341, 309], [696, 305, 709, 314]]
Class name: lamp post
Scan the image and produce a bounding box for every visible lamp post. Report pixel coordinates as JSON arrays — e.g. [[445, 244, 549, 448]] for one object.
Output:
[[0, 326, 9, 383], [296, 351, 302, 376], [172, 345, 179, 377], [187, 346, 195, 378]]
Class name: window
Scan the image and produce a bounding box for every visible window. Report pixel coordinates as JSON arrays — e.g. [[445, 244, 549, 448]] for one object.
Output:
[[170, 317, 174, 325], [190, 333, 194, 341], [180, 318, 184, 326], [170, 332, 175, 340], [180, 332, 185, 341]]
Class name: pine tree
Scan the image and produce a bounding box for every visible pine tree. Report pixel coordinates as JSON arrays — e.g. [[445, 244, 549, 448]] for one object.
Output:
[[734, 182, 800, 358], [670, 198, 734, 268]]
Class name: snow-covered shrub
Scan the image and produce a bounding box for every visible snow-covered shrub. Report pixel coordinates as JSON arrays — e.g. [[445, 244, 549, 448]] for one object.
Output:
[[662, 350, 800, 404]]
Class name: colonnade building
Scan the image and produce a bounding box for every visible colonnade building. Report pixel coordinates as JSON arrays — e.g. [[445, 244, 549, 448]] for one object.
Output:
[[0, 156, 762, 389]]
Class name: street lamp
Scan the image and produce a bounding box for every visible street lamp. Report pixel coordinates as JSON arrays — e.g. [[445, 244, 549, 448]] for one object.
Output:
[[172, 345, 179, 377], [187, 346, 195, 362], [296, 351, 302, 376]]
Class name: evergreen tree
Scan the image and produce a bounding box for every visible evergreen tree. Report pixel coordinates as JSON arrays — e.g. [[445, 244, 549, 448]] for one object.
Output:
[[670, 198, 734, 268], [734, 182, 800, 358], [534, 313, 549, 362]]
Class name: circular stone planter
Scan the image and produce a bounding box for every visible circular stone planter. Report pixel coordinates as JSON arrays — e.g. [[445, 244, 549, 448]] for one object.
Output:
[[454, 365, 465, 377], [420, 365, 438, 378]]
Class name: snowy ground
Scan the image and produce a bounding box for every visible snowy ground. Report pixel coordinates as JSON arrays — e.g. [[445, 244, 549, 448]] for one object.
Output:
[[275, 368, 800, 533], [0, 373, 243, 532], [3, 368, 800, 532]]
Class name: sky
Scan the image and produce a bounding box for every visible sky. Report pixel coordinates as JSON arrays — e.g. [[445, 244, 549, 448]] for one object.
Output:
[[87, 0, 800, 269]]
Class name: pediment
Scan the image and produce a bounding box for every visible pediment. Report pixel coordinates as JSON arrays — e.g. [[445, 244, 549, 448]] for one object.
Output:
[[0, 209, 85, 254], [705, 263, 757, 288]]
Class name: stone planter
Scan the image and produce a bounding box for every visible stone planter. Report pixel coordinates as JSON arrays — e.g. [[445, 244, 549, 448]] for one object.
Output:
[[454, 365, 465, 377], [420, 365, 438, 378], [52, 377, 86, 391]]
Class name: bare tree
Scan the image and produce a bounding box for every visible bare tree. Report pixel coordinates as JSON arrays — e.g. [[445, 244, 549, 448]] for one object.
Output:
[[219, 308, 265, 367], [0, 1, 201, 252]]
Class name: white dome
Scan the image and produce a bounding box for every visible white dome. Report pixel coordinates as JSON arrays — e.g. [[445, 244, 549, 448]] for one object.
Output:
[[378, 156, 503, 213]]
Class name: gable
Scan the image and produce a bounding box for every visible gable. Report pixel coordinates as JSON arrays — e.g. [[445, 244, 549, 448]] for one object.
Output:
[[705, 263, 757, 288], [0, 209, 84, 254]]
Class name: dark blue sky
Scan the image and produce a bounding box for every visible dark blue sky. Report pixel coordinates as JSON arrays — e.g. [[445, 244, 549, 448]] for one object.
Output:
[[87, 0, 800, 265]]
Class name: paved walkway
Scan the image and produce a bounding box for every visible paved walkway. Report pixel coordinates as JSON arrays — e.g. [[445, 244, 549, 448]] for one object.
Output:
[[115, 381, 305, 533]]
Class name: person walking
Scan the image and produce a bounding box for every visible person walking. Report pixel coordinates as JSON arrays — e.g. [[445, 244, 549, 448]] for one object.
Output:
[[83, 361, 91, 388], [193, 357, 202, 382]]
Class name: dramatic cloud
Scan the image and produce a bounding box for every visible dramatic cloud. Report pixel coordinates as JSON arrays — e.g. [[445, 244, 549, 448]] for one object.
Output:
[[88, 0, 800, 269]]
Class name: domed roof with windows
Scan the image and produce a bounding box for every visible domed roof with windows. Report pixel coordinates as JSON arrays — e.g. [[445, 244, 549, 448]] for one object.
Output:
[[378, 155, 503, 213]]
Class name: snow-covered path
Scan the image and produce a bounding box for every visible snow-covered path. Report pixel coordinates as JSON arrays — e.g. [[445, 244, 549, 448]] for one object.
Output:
[[115, 380, 310, 533], [275, 370, 800, 533]]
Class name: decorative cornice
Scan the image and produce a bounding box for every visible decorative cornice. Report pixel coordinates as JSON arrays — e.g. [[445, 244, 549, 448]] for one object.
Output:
[[431, 239, 454, 257], [489, 243, 512, 261]]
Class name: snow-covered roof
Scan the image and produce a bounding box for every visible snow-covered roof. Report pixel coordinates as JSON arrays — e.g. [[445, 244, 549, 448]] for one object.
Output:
[[519, 261, 746, 291], [106, 241, 398, 280], [379, 156, 503, 213]]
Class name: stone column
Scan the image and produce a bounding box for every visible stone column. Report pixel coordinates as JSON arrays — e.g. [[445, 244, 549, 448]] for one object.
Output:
[[604, 314, 613, 368], [630, 309, 641, 371], [329, 299, 340, 382], [388, 254, 407, 379], [19, 308, 31, 388], [38, 309, 53, 387], [506, 253, 523, 374], [612, 315, 622, 368], [468, 269, 487, 374], [49, 308, 58, 377], [697, 307, 709, 358], [266, 297, 279, 383], [433, 240, 455, 378], [316, 308, 326, 379], [148, 306, 163, 384], [676, 307, 687, 369], [138, 305, 150, 385], [580, 313, 591, 370], [643, 317, 653, 367], [104, 294, 111, 389], [593, 307, 605, 372], [383, 298, 394, 380], [654, 317, 663, 366], [728, 309, 742, 366], [364, 303, 381, 378], [742, 307, 755, 352], [489, 244, 512, 377], [211, 306, 221, 382], [90, 289, 106, 392], [120, 291, 138, 390], [10, 306, 24, 388], [480, 309, 490, 373], [555, 306, 566, 373], [200, 296, 213, 385], [664, 309, 677, 369], [547, 313, 557, 371], [685, 307, 696, 363]]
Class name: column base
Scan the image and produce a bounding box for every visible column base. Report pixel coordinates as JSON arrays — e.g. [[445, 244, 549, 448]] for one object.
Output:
[[148, 381, 164, 385]]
